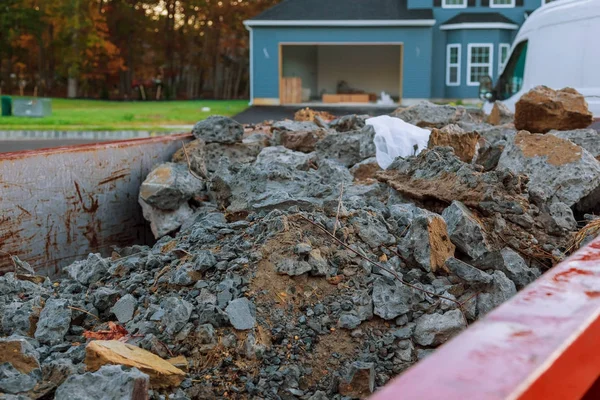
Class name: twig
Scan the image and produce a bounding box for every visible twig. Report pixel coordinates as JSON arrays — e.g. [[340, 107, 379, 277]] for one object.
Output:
[[333, 183, 345, 236], [181, 141, 204, 181], [300, 215, 467, 309], [68, 306, 100, 321]]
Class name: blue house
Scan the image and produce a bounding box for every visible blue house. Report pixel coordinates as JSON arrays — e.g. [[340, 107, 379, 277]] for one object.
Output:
[[244, 0, 557, 105]]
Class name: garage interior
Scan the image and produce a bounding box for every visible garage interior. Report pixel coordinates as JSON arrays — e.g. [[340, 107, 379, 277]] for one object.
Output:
[[280, 44, 403, 105]]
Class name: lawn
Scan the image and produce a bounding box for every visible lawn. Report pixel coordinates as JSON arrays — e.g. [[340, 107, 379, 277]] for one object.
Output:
[[0, 98, 249, 131]]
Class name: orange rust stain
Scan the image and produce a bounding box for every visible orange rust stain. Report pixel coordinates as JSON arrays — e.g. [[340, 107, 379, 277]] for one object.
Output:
[[73, 181, 99, 213], [511, 330, 533, 338], [585, 291, 600, 298], [16, 205, 31, 216], [98, 172, 129, 185], [553, 268, 595, 283]]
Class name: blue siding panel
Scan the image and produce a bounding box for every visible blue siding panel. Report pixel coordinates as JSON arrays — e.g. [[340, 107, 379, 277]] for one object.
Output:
[[252, 26, 434, 99]]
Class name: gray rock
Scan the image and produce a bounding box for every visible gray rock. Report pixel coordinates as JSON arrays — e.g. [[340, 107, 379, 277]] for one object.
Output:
[[54, 365, 149, 400], [339, 361, 375, 397], [316, 126, 376, 167], [338, 314, 362, 329], [197, 305, 229, 327], [308, 249, 331, 276], [477, 270, 517, 316], [497, 131, 600, 211], [193, 251, 218, 272], [64, 253, 109, 285], [2, 299, 41, 336], [169, 264, 198, 286], [34, 298, 71, 345], [276, 259, 312, 276], [0, 337, 40, 374], [196, 324, 216, 345], [549, 129, 600, 158], [160, 297, 193, 335], [243, 333, 266, 360], [541, 202, 578, 234], [352, 290, 374, 322], [225, 298, 256, 330], [92, 287, 119, 312], [392, 101, 476, 128], [192, 115, 243, 144], [272, 120, 321, 133], [308, 390, 329, 400], [139, 162, 204, 211], [442, 201, 493, 260], [372, 277, 416, 320], [349, 210, 395, 249], [140, 199, 194, 239], [445, 257, 492, 285], [413, 309, 466, 346], [254, 146, 315, 170], [329, 114, 369, 132], [476, 140, 506, 171], [204, 142, 264, 173], [171, 138, 208, 179], [294, 243, 312, 255], [474, 248, 539, 290], [111, 294, 137, 324], [0, 363, 37, 394]]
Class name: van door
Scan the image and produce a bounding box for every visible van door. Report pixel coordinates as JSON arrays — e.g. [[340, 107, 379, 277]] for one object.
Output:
[[492, 40, 529, 112], [580, 17, 600, 116]]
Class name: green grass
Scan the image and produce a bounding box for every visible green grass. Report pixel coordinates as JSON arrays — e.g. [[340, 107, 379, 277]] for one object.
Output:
[[0, 98, 249, 131]]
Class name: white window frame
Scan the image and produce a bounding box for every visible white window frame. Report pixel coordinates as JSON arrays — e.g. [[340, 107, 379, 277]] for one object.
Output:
[[442, 0, 467, 9], [467, 43, 494, 86], [498, 43, 510, 74], [446, 44, 461, 86], [490, 0, 516, 8]]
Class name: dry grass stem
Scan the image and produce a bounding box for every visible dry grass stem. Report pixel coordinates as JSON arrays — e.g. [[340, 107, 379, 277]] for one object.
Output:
[[181, 141, 205, 181], [333, 183, 345, 236]]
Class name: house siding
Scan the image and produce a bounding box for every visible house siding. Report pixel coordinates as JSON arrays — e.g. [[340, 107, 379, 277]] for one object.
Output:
[[251, 26, 434, 101]]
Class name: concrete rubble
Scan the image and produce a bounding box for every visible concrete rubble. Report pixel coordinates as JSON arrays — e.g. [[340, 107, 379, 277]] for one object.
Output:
[[1, 88, 598, 399]]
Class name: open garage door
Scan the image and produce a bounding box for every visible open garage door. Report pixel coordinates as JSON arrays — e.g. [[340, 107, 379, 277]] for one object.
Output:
[[280, 43, 403, 105]]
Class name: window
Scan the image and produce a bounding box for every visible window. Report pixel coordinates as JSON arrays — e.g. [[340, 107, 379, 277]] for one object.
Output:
[[495, 40, 528, 100], [542, 0, 557, 5], [491, 0, 515, 7], [442, 0, 467, 8], [467, 44, 493, 86], [498, 43, 510, 73], [446, 44, 461, 86]]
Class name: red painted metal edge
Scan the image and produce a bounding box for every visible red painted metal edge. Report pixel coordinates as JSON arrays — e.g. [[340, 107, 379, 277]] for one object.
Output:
[[0, 133, 193, 160], [370, 238, 600, 400]]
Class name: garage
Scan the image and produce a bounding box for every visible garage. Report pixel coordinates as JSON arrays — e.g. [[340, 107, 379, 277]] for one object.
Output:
[[280, 44, 403, 105]]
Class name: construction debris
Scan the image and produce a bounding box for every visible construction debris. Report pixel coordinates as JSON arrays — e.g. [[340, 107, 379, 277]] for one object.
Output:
[[1, 90, 598, 399]]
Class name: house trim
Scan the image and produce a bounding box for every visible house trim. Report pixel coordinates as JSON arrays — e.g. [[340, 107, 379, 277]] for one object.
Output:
[[442, 0, 468, 9], [467, 43, 494, 86], [446, 44, 461, 87], [498, 43, 510, 74], [490, 0, 516, 8], [246, 26, 254, 106], [253, 98, 281, 106], [440, 22, 519, 30], [243, 20, 437, 27]]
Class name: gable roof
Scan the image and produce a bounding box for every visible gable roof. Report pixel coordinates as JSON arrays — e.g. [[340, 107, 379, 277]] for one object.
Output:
[[441, 12, 516, 25], [247, 0, 434, 22]]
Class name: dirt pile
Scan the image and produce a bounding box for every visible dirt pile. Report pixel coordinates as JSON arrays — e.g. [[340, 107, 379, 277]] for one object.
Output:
[[1, 96, 597, 400]]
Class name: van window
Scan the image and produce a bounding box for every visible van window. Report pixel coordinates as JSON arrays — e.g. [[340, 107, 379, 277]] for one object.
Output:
[[495, 40, 528, 100]]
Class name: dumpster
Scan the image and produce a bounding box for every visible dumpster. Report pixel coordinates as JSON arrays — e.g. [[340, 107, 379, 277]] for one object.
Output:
[[12, 97, 52, 117], [0, 95, 11, 116]]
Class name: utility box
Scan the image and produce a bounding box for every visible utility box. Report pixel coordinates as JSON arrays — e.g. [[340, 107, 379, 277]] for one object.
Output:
[[12, 98, 52, 117], [0, 96, 11, 116]]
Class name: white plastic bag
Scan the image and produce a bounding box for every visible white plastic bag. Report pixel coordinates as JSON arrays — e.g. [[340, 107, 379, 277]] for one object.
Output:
[[366, 115, 431, 169]]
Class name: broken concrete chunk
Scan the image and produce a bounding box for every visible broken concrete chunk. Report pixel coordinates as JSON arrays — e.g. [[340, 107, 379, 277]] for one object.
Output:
[[307, 249, 330, 276], [475, 140, 506, 172], [442, 201, 493, 260], [427, 124, 480, 163], [254, 146, 315, 170], [160, 297, 193, 335], [193, 250, 218, 272], [34, 298, 71, 346], [497, 131, 600, 210], [64, 253, 109, 285], [192, 115, 243, 144], [445, 257, 492, 285], [372, 277, 415, 320], [350, 210, 396, 249], [225, 298, 256, 330], [139, 163, 204, 211], [276, 259, 312, 276], [474, 248, 540, 290], [0, 338, 40, 374], [316, 126, 376, 167], [204, 142, 264, 173], [85, 341, 184, 389], [392, 101, 476, 128], [55, 365, 149, 400], [329, 114, 369, 132], [111, 294, 137, 324], [338, 361, 375, 398], [171, 139, 208, 179], [398, 214, 455, 273], [140, 199, 194, 239], [349, 157, 381, 182], [487, 101, 514, 126], [337, 314, 362, 330], [93, 287, 120, 312], [549, 129, 600, 159], [277, 130, 325, 153], [477, 271, 517, 316], [515, 86, 593, 133], [413, 309, 466, 346], [0, 362, 37, 394]]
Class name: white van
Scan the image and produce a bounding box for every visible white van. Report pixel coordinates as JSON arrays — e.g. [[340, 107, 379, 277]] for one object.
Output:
[[481, 0, 600, 116]]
